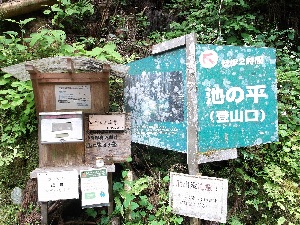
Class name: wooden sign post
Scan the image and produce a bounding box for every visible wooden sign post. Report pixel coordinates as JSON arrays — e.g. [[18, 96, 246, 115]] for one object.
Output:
[[126, 32, 277, 224], [185, 33, 201, 225], [150, 32, 200, 225]]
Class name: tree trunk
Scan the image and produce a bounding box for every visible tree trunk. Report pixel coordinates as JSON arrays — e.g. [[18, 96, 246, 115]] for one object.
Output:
[[0, 0, 56, 18]]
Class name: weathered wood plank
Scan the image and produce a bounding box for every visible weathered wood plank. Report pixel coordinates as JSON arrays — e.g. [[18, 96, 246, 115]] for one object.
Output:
[[40, 202, 48, 225], [152, 35, 186, 55], [185, 33, 201, 225], [186, 32, 199, 176], [89, 114, 126, 131], [1, 57, 128, 81], [30, 164, 116, 178], [85, 113, 131, 163], [197, 148, 238, 163]]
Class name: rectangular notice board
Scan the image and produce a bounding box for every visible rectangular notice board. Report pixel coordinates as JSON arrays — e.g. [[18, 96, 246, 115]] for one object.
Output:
[[125, 47, 187, 152]]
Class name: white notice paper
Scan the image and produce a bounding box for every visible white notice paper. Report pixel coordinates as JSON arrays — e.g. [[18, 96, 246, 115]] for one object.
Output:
[[80, 168, 109, 208], [55, 85, 91, 110], [169, 172, 228, 223], [37, 170, 79, 202]]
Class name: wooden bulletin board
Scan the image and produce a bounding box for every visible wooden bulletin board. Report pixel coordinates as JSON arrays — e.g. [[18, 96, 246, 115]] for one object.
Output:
[[27, 60, 110, 167]]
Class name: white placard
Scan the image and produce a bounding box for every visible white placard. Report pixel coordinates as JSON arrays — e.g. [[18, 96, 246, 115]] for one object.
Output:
[[169, 172, 228, 223], [80, 168, 109, 208], [55, 85, 91, 110], [40, 112, 83, 143], [37, 170, 79, 202], [89, 114, 126, 130]]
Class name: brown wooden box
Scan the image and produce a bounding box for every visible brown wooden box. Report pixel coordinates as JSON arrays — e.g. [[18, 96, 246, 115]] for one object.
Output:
[[27, 60, 110, 167]]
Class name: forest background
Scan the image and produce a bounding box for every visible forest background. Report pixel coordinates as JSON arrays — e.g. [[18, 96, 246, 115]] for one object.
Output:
[[0, 0, 299, 224]]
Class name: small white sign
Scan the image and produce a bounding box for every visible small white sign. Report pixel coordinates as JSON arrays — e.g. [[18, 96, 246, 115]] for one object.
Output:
[[37, 170, 79, 202], [40, 112, 83, 143], [169, 172, 228, 223], [80, 168, 109, 208], [89, 114, 126, 130], [55, 85, 91, 110]]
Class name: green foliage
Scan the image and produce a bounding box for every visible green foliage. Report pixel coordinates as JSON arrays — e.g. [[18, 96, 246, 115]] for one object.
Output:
[[0, 31, 30, 67], [95, 172, 183, 225], [43, 0, 94, 29], [26, 29, 68, 58], [221, 67, 300, 224], [151, 0, 300, 52], [5, 18, 35, 43], [0, 73, 38, 224], [109, 77, 124, 112], [86, 208, 98, 219], [0, 74, 37, 178], [0, 204, 19, 225], [0, 0, 300, 224], [84, 43, 123, 63], [0, 74, 35, 144], [0, 13, 124, 224]]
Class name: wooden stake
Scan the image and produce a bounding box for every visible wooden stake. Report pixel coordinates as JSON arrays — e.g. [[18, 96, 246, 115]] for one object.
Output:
[[41, 202, 48, 225], [107, 172, 113, 215], [186, 32, 201, 225]]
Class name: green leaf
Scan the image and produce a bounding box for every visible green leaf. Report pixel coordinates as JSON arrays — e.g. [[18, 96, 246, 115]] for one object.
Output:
[[139, 195, 149, 206], [174, 217, 183, 224], [126, 156, 133, 162], [0, 78, 10, 85], [163, 175, 170, 183], [122, 170, 128, 178], [277, 202, 286, 210], [19, 18, 35, 26], [288, 32, 294, 41], [60, 44, 75, 55], [148, 215, 156, 221], [227, 36, 238, 44], [113, 182, 123, 191], [146, 203, 154, 211], [123, 193, 135, 209], [241, 33, 251, 40], [43, 9, 51, 15], [86, 47, 104, 57], [130, 202, 139, 211], [277, 216, 286, 225], [96, 55, 107, 61], [85, 208, 97, 218]]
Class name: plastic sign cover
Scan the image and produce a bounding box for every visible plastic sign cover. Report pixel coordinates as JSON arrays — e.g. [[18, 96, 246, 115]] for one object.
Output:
[[80, 169, 109, 208], [125, 47, 187, 152], [197, 44, 278, 151]]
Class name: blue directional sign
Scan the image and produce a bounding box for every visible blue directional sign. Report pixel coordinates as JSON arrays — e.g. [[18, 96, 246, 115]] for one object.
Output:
[[196, 45, 278, 151], [125, 41, 278, 154]]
